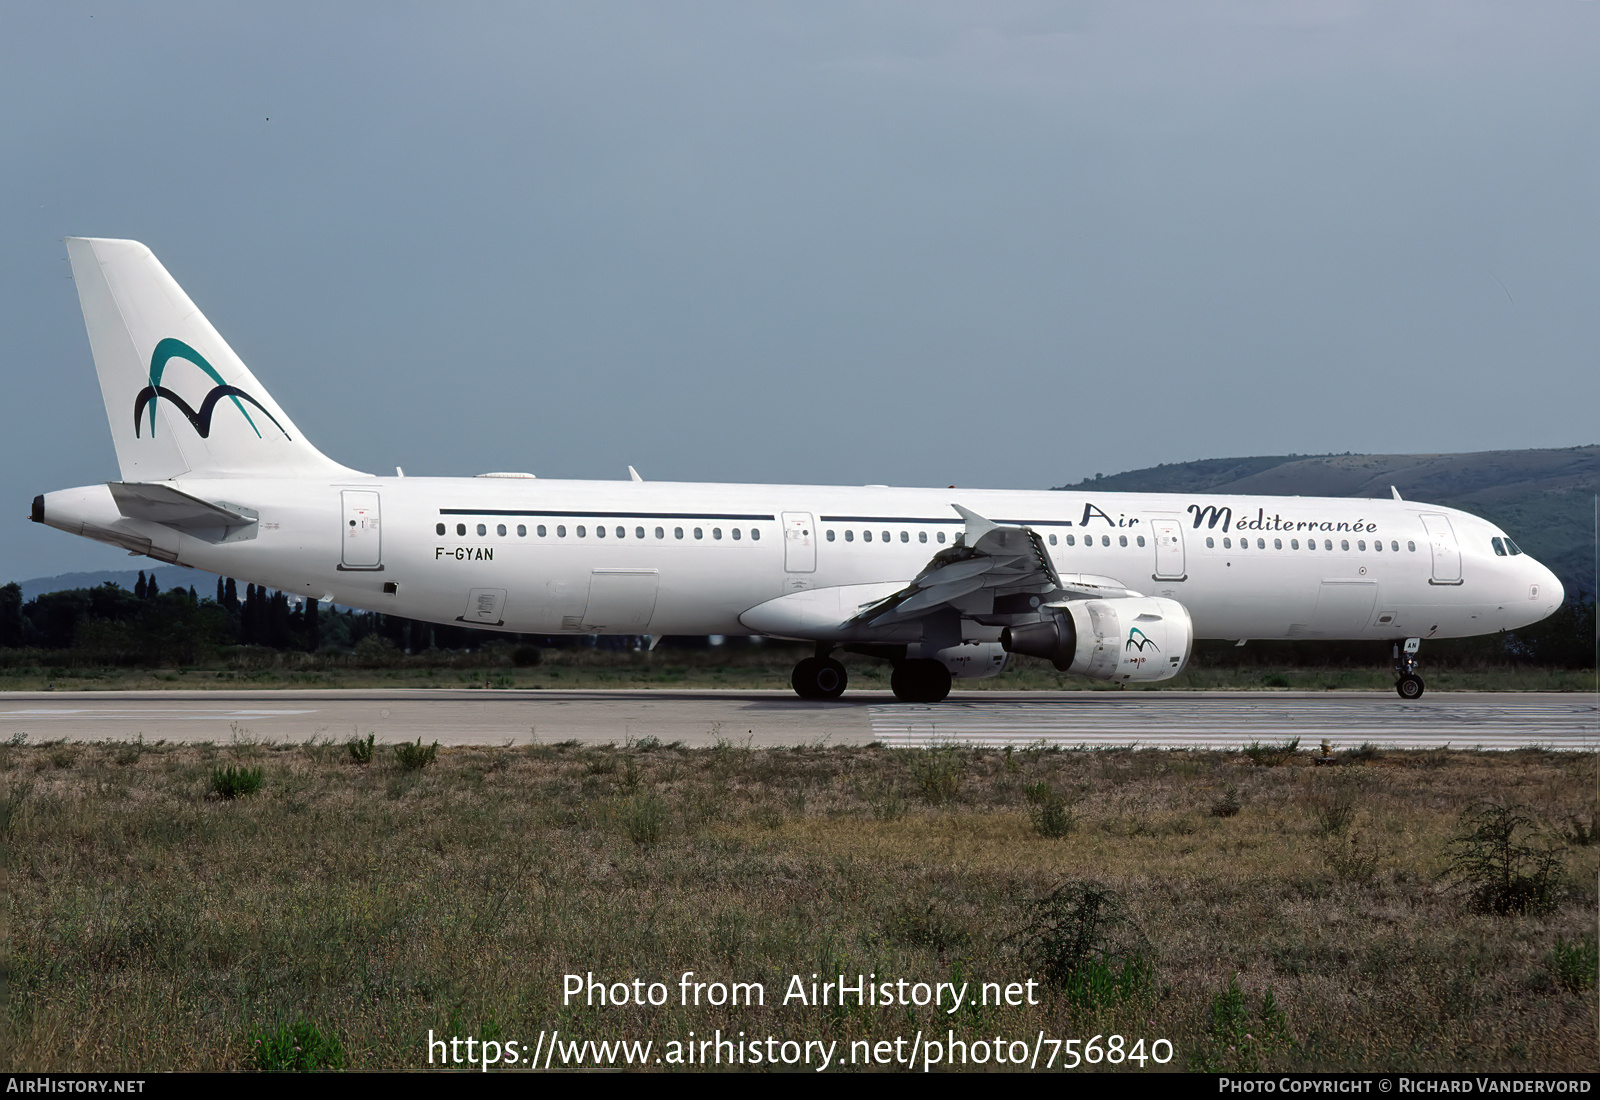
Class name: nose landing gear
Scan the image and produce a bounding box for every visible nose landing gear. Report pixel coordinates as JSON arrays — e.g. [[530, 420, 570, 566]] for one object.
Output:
[[1393, 638, 1424, 700]]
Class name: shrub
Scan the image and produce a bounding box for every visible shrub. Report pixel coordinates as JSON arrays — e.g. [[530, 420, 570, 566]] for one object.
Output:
[[393, 739, 438, 771], [1309, 779, 1359, 836], [1189, 974, 1292, 1072], [250, 1017, 348, 1072], [1031, 791, 1077, 838], [1012, 880, 1153, 1009], [1244, 738, 1299, 767], [1209, 785, 1242, 818], [210, 765, 263, 800], [622, 792, 666, 844], [910, 748, 963, 805], [1546, 935, 1597, 993], [1445, 802, 1565, 916], [346, 733, 375, 765]]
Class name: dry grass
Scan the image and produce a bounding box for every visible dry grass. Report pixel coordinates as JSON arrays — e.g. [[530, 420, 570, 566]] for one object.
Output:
[[2, 738, 1595, 1072]]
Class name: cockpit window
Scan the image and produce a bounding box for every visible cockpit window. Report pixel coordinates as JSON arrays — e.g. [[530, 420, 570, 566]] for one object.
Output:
[[1505, 538, 1523, 556], [1491, 537, 1506, 557]]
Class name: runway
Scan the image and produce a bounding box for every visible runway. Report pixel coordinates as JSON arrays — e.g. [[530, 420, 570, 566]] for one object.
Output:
[[0, 689, 1593, 751]]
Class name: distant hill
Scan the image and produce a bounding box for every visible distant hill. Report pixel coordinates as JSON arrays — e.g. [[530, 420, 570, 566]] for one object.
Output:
[[13, 566, 219, 603], [1058, 446, 1598, 600]]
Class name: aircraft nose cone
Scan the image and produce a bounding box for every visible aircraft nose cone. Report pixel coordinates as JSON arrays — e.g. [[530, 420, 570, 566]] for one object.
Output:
[[1540, 566, 1564, 613]]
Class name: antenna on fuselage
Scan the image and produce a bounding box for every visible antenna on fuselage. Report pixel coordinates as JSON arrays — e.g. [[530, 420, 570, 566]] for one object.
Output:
[[1391, 486, 1403, 501], [628, 466, 644, 482]]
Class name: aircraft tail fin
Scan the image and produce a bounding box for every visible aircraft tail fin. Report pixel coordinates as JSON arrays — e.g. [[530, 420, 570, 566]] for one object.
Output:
[[64, 238, 361, 481]]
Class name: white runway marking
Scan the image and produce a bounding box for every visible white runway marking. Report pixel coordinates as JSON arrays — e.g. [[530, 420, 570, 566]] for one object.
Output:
[[0, 707, 315, 721], [869, 697, 1600, 751]]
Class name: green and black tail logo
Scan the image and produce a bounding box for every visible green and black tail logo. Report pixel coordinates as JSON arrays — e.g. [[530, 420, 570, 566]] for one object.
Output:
[[133, 338, 291, 440]]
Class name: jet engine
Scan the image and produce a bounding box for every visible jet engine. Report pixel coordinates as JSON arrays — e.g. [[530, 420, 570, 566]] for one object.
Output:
[[1000, 597, 1193, 683]]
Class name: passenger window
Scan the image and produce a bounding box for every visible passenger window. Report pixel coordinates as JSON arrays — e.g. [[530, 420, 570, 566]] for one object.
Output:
[[577, 525, 587, 537], [1341, 540, 1350, 551], [751, 529, 760, 541], [694, 528, 703, 540], [557, 525, 566, 537], [1406, 541, 1414, 552], [1324, 540, 1332, 551], [920, 531, 928, 544], [845, 530, 854, 542], [477, 523, 487, 536], [655, 527, 664, 539], [1206, 537, 1215, 549], [1066, 534, 1075, 546], [614, 526, 623, 538], [517, 524, 526, 537], [863, 531, 872, 543], [881, 530, 890, 543], [1238, 538, 1247, 551], [436, 523, 445, 536], [1274, 539, 1283, 549], [732, 528, 741, 540], [1355, 540, 1364, 551], [457, 523, 467, 536], [1137, 535, 1145, 547], [1101, 535, 1110, 547], [900, 531, 909, 543], [497, 524, 507, 536], [826, 530, 835, 542], [1119, 535, 1128, 547], [1373, 540, 1381, 552], [674, 527, 684, 539], [1223, 537, 1231, 549], [1048, 534, 1056, 546], [596, 525, 605, 538], [713, 528, 723, 540], [936, 532, 946, 544], [537, 525, 546, 537]]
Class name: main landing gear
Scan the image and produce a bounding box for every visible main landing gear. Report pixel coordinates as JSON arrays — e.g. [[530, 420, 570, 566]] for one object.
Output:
[[789, 648, 955, 703], [791, 654, 848, 700], [1392, 638, 1424, 700]]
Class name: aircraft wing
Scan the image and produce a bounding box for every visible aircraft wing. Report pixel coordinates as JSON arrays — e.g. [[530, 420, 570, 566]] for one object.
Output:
[[848, 505, 1142, 628]]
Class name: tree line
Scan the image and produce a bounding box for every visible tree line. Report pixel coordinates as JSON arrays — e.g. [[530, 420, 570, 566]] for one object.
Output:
[[0, 573, 1592, 669]]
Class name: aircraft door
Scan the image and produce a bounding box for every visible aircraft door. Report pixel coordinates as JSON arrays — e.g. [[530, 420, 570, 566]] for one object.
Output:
[[1150, 518, 1186, 581], [1420, 514, 1462, 585], [340, 490, 382, 570], [782, 512, 816, 573]]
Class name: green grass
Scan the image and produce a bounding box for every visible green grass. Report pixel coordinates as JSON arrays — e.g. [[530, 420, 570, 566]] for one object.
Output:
[[2, 740, 1595, 1071]]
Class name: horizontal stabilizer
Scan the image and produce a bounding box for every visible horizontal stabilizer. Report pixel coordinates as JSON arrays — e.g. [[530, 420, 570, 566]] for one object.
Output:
[[108, 482, 258, 543]]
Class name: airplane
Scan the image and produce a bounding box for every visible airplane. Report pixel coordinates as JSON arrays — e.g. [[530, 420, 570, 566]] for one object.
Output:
[[32, 238, 1565, 703]]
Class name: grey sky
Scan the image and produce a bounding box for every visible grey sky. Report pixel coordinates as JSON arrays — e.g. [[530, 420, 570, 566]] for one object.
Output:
[[4, 2, 1596, 582]]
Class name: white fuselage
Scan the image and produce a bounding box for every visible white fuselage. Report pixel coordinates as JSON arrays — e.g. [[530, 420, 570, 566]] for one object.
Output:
[[41, 476, 1565, 644]]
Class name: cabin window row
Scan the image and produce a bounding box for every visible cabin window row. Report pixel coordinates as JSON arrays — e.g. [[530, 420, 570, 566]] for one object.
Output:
[[436, 522, 761, 542], [1048, 534, 1145, 548], [826, 529, 948, 544], [1204, 535, 1416, 553]]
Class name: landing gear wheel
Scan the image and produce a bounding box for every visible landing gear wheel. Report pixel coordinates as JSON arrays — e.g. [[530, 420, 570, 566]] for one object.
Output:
[[1396, 674, 1425, 700], [791, 657, 848, 701], [891, 659, 953, 704]]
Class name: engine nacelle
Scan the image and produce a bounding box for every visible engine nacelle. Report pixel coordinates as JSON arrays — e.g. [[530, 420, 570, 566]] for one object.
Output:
[[906, 641, 1010, 679], [1001, 597, 1193, 683]]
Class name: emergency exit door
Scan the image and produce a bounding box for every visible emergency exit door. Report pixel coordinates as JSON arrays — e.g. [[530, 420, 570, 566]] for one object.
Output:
[[340, 490, 382, 570]]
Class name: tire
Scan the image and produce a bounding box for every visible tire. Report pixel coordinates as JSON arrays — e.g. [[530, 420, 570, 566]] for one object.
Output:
[[891, 659, 953, 703], [1396, 674, 1424, 700], [792, 657, 848, 701]]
